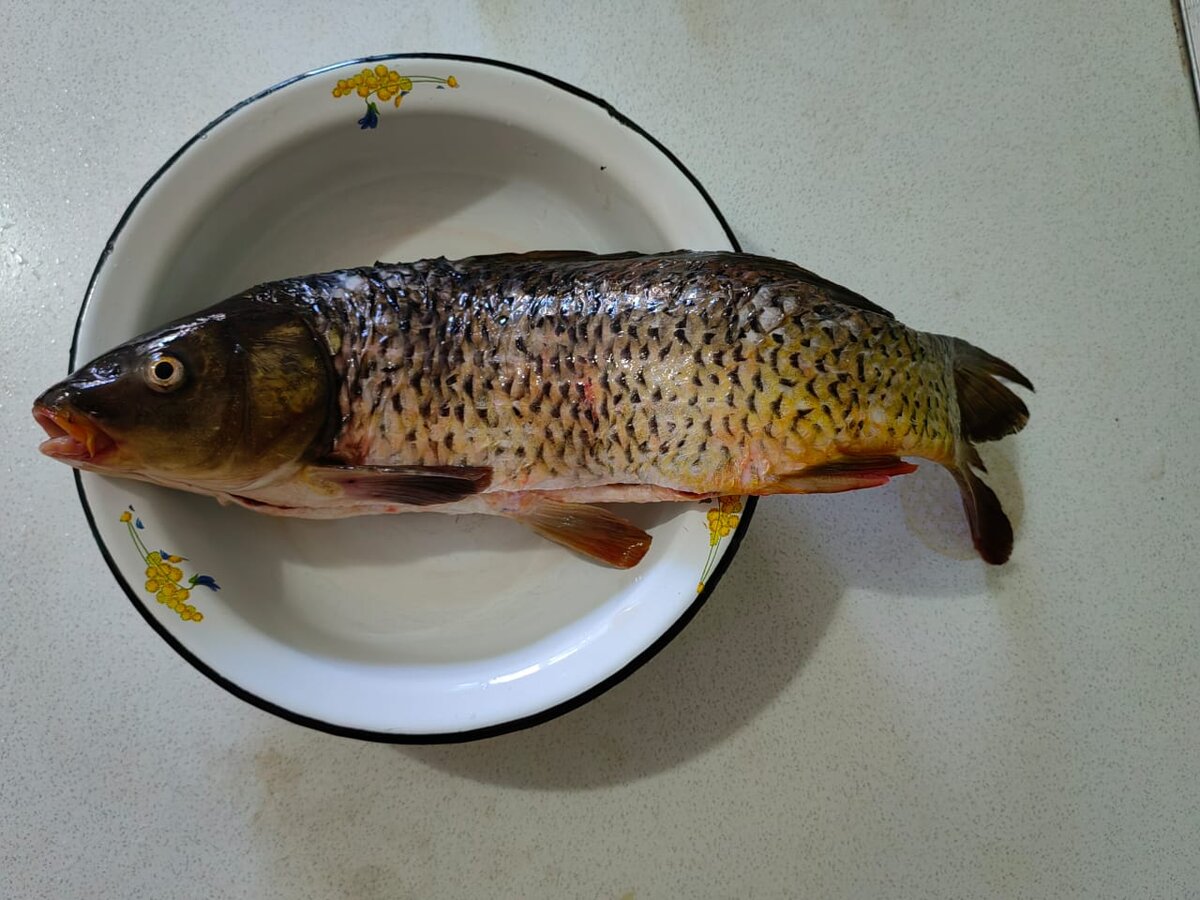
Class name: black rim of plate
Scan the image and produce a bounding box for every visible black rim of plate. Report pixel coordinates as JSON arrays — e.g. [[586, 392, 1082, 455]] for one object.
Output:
[[70, 52, 758, 744]]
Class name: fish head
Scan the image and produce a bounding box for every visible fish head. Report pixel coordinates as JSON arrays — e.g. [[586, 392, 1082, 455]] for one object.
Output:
[[33, 300, 334, 493]]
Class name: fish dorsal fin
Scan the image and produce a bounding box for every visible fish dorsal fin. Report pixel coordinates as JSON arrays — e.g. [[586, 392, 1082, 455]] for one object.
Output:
[[314, 464, 493, 506], [449, 250, 896, 319], [509, 498, 652, 568], [452, 250, 647, 267], [784, 267, 893, 319], [709, 252, 895, 319]]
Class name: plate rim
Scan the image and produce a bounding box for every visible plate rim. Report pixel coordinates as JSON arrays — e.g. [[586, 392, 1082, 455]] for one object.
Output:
[[69, 51, 758, 744]]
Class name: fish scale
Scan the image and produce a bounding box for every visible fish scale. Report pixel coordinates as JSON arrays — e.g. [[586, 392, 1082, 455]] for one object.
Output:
[[248, 253, 957, 495]]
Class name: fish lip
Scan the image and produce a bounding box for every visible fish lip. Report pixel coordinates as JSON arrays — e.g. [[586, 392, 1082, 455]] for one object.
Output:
[[32, 404, 117, 462]]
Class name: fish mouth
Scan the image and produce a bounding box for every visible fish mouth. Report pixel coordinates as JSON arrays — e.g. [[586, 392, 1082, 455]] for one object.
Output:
[[33, 405, 117, 462]]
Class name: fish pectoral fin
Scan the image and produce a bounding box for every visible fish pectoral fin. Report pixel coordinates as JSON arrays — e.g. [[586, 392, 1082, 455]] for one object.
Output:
[[511, 499, 652, 569], [315, 463, 493, 506], [776, 455, 918, 494]]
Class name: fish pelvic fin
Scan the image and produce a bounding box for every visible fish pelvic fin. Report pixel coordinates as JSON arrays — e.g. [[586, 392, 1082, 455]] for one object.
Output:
[[510, 498, 652, 569], [945, 338, 1033, 564]]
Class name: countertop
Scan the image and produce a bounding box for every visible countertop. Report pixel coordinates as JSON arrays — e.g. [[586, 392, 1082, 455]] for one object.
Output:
[[3, 2, 1198, 897]]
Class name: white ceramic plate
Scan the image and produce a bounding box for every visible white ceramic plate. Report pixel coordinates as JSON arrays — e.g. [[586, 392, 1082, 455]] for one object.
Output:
[[73, 54, 755, 740]]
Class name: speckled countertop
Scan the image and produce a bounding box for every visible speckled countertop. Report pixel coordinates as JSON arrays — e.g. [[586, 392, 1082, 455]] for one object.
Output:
[[3, 2, 1198, 898]]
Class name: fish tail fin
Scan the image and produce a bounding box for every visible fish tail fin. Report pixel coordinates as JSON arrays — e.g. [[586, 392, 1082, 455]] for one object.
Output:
[[947, 462, 1014, 565], [945, 338, 1034, 564], [950, 338, 1033, 442]]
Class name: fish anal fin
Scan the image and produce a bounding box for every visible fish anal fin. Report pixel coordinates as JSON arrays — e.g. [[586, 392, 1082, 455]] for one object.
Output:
[[776, 455, 918, 494], [511, 499, 652, 569], [315, 463, 493, 506]]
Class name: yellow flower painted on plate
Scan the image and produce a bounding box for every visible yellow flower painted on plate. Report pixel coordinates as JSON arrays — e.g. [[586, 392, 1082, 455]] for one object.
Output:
[[120, 506, 218, 623], [331, 65, 458, 128]]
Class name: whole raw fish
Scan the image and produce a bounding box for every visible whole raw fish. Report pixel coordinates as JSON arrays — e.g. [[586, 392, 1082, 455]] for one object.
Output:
[[33, 251, 1032, 566]]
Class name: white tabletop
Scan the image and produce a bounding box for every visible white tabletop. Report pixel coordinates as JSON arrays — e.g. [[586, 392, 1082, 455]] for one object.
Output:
[[3, 3, 1198, 898]]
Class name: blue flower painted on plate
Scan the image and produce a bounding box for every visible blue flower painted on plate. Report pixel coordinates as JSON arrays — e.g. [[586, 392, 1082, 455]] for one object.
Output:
[[357, 101, 379, 130]]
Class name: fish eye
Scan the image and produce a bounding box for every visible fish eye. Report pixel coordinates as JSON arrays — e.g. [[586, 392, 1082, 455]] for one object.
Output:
[[146, 355, 185, 392]]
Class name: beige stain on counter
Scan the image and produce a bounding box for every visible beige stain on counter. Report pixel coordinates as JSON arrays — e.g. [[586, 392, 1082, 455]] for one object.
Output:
[[253, 747, 304, 815]]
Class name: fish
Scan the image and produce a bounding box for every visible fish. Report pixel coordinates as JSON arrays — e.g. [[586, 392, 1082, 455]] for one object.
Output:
[[33, 250, 1032, 567]]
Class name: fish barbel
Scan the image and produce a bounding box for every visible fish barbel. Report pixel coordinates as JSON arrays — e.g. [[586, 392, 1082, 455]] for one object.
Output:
[[33, 251, 1032, 566]]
